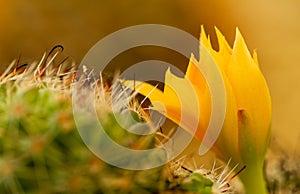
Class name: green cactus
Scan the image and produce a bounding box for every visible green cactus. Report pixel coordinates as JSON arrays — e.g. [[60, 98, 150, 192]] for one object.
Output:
[[0, 46, 246, 194]]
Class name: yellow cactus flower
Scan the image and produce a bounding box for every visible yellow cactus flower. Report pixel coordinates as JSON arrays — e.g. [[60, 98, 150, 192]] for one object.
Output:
[[123, 27, 272, 193], [200, 27, 272, 193]]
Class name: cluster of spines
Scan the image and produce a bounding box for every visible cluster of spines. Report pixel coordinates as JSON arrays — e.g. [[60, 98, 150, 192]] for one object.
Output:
[[0, 45, 246, 194]]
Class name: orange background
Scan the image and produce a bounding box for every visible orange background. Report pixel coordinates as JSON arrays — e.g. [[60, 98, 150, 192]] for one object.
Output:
[[1, 0, 299, 156]]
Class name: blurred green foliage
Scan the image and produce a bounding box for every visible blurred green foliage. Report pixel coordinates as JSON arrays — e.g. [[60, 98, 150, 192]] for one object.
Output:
[[0, 82, 215, 193], [0, 84, 165, 193]]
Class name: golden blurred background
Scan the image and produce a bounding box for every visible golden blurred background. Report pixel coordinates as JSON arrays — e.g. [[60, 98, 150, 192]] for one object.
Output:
[[1, 0, 299, 156]]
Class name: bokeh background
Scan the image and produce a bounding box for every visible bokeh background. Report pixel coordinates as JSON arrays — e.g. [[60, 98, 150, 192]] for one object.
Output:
[[1, 0, 299, 157]]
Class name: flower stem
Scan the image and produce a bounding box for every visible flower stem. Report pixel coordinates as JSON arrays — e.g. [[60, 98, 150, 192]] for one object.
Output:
[[238, 163, 268, 194]]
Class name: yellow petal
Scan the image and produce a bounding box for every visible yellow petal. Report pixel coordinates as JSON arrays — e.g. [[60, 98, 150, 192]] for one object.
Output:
[[122, 79, 165, 103], [214, 26, 232, 55], [213, 27, 232, 73], [185, 55, 211, 141], [122, 79, 183, 126], [198, 28, 240, 161], [188, 44, 238, 157], [186, 54, 208, 95], [200, 26, 213, 51], [227, 28, 272, 159], [212, 73, 240, 161], [123, 68, 200, 135]]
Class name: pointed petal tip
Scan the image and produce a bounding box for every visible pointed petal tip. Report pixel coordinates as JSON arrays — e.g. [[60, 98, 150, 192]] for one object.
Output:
[[232, 27, 252, 58], [252, 49, 260, 66], [235, 27, 241, 36], [200, 25, 212, 49], [214, 26, 222, 36], [200, 25, 206, 35], [234, 28, 247, 48], [214, 26, 233, 54], [200, 26, 207, 41], [234, 28, 245, 46]]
